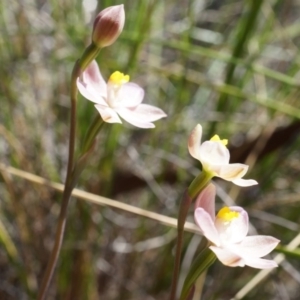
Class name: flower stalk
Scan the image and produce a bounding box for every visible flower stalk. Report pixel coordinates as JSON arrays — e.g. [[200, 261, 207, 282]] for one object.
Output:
[[169, 172, 211, 300], [37, 5, 124, 297], [169, 190, 193, 300], [179, 247, 216, 300], [37, 62, 78, 299]]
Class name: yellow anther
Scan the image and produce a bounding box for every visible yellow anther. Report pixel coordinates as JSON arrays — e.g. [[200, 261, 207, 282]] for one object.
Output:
[[109, 71, 130, 85], [217, 207, 239, 221], [210, 134, 228, 146]]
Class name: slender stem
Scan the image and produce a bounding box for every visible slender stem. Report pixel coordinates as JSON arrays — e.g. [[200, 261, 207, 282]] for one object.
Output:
[[169, 172, 211, 300], [37, 61, 80, 300], [37, 184, 74, 300], [179, 248, 216, 300], [169, 229, 185, 300], [37, 44, 100, 300], [169, 190, 192, 300], [188, 172, 212, 199], [78, 43, 100, 72], [81, 115, 104, 154]]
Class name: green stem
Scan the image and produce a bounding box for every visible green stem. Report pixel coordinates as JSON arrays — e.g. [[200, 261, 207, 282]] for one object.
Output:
[[37, 181, 75, 300], [188, 172, 212, 199], [81, 115, 104, 154], [169, 190, 193, 300], [37, 60, 80, 300], [77, 43, 101, 74], [169, 172, 211, 300], [37, 43, 101, 300], [179, 248, 216, 300]]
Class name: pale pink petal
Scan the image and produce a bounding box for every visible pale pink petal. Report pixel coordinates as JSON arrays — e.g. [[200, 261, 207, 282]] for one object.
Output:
[[123, 119, 155, 128], [116, 107, 154, 128], [77, 61, 107, 104], [125, 104, 167, 122], [80, 60, 107, 98], [232, 178, 258, 186], [188, 124, 202, 160], [194, 183, 216, 220], [77, 78, 106, 105], [84, 61, 107, 92], [117, 105, 166, 128], [229, 208, 249, 242], [209, 246, 245, 267], [211, 163, 249, 181], [95, 104, 122, 123], [234, 236, 280, 258], [210, 164, 257, 186], [194, 208, 220, 246], [118, 82, 145, 107], [243, 257, 278, 269], [198, 141, 230, 166], [215, 207, 248, 244]]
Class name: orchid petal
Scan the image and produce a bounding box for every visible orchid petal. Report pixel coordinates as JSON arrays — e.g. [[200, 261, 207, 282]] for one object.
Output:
[[126, 104, 167, 122], [212, 164, 248, 181], [77, 78, 107, 105], [77, 61, 107, 104], [117, 105, 166, 128], [188, 124, 202, 160], [194, 208, 221, 246], [243, 257, 278, 269], [232, 178, 258, 187], [118, 82, 145, 107], [215, 207, 248, 244], [194, 184, 216, 220], [198, 141, 230, 166], [209, 246, 245, 267], [95, 104, 122, 123], [84, 61, 107, 93], [116, 108, 154, 128], [234, 236, 280, 258]]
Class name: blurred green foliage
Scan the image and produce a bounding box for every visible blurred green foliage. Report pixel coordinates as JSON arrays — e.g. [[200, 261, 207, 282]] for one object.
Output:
[[1, 0, 300, 299]]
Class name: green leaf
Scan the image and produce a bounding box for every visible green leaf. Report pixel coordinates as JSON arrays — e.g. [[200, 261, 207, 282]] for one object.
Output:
[[180, 247, 216, 300], [275, 245, 300, 259]]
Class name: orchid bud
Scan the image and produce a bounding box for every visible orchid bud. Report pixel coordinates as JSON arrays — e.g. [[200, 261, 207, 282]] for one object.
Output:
[[92, 5, 125, 48]]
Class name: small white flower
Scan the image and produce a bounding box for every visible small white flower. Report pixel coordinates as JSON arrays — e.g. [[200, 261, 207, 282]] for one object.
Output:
[[77, 61, 167, 128], [194, 184, 279, 269], [188, 124, 257, 186]]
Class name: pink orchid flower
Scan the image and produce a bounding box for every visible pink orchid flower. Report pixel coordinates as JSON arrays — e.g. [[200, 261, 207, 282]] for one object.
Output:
[[194, 184, 279, 269], [188, 124, 257, 186], [77, 61, 167, 128]]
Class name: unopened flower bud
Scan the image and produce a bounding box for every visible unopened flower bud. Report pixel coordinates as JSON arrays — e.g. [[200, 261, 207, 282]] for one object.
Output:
[[92, 5, 125, 48]]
